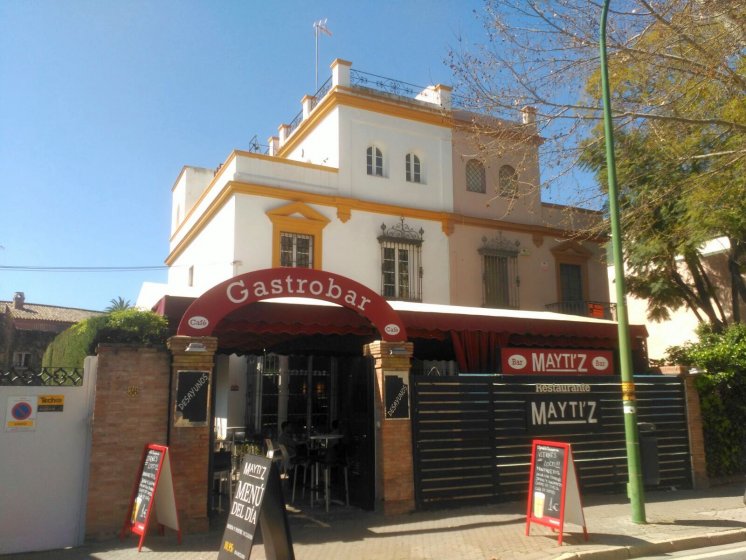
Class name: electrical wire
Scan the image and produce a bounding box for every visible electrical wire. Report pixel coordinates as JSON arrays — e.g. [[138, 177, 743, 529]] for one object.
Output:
[[0, 265, 168, 272]]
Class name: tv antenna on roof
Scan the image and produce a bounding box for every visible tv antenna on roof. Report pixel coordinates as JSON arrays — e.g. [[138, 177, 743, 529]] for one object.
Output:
[[313, 18, 332, 91]]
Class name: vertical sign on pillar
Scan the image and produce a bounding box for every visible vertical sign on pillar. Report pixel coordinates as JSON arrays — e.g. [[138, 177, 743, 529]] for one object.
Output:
[[174, 370, 210, 427], [384, 372, 410, 420]]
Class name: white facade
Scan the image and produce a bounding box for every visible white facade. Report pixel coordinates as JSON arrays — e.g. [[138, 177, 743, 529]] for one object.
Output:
[[138, 58, 609, 319]]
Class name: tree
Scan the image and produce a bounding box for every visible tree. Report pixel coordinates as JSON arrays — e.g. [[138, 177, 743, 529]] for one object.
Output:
[[106, 296, 132, 312], [449, 0, 745, 326]]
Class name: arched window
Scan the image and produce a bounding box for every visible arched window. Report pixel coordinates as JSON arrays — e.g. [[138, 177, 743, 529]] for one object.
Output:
[[499, 165, 518, 197], [367, 146, 383, 176], [465, 159, 486, 193], [405, 153, 421, 183]]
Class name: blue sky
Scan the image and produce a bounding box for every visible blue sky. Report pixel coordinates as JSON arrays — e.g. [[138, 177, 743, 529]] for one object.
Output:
[[0, 1, 503, 311]]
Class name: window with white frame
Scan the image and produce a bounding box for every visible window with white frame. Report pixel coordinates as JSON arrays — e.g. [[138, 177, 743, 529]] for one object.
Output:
[[479, 235, 520, 308], [498, 165, 518, 197], [466, 159, 486, 193], [280, 232, 314, 268], [378, 218, 423, 301], [405, 153, 421, 183], [367, 146, 383, 176]]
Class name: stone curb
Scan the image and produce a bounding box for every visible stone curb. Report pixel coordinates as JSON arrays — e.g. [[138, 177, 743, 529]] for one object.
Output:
[[553, 528, 746, 560]]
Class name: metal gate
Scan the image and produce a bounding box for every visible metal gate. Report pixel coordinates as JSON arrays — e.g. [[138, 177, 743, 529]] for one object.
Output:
[[411, 374, 692, 509]]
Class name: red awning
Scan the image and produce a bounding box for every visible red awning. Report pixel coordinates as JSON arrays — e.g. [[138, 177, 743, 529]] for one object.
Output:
[[155, 295, 647, 360]]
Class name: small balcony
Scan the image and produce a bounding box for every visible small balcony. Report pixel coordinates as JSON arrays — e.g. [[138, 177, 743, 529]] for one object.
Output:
[[545, 300, 617, 320]]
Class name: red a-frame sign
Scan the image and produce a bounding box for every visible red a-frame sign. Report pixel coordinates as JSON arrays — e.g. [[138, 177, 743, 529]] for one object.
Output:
[[525, 440, 588, 545], [120, 443, 181, 552]]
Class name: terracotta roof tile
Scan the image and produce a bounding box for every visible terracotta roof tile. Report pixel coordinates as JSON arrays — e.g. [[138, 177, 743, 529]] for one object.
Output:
[[1, 301, 104, 324]]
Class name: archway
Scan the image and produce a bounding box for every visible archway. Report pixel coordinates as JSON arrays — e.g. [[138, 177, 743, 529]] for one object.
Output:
[[177, 268, 407, 341]]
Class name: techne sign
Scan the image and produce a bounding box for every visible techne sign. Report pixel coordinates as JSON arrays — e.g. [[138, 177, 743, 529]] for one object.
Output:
[[502, 348, 613, 375], [177, 268, 407, 342]]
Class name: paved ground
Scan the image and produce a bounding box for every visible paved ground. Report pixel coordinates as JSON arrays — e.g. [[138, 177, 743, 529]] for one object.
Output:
[[3, 482, 746, 560]]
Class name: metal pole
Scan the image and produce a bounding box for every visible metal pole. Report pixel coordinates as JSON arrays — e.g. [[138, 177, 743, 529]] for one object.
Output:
[[315, 24, 319, 91], [599, 0, 646, 523]]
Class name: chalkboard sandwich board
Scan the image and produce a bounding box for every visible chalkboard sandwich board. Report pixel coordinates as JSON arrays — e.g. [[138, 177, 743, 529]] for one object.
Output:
[[120, 444, 181, 552], [218, 453, 294, 560], [525, 440, 587, 545]]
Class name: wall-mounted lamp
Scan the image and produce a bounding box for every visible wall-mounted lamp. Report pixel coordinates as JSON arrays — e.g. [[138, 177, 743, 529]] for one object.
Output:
[[185, 342, 207, 353]]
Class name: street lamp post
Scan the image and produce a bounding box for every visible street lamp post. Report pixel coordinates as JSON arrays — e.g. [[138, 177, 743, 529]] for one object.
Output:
[[599, 0, 647, 524]]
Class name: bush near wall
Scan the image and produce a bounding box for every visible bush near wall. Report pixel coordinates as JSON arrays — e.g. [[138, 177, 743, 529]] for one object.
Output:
[[43, 309, 169, 368], [666, 324, 746, 477]]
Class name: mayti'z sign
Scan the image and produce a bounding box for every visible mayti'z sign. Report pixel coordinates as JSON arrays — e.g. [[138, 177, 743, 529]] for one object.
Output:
[[526, 383, 602, 434]]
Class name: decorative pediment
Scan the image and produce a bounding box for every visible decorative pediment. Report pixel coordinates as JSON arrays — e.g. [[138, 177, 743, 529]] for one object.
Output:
[[378, 217, 424, 246], [550, 240, 593, 259], [478, 233, 520, 256], [266, 201, 330, 225]]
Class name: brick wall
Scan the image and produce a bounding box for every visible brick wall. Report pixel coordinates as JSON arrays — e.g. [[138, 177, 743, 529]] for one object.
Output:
[[85, 344, 171, 540]]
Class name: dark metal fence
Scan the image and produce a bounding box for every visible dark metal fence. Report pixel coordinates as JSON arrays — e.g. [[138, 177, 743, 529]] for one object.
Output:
[[411, 374, 691, 509], [0, 367, 83, 386]]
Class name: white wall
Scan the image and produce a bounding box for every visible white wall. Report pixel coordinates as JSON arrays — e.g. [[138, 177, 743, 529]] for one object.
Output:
[[341, 105, 453, 212], [0, 357, 97, 554]]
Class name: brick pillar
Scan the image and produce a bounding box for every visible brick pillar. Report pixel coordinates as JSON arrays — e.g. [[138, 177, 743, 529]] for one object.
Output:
[[661, 366, 709, 489], [363, 340, 415, 515], [682, 372, 709, 489], [167, 335, 218, 533]]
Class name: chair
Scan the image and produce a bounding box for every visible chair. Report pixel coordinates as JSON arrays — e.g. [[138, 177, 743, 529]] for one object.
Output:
[[289, 443, 313, 504], [311, 443, 349, 512], [212, 450, 232, 511]]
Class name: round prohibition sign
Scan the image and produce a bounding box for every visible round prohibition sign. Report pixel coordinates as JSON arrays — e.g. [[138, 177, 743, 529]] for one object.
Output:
[[11, 401, 33, 421]]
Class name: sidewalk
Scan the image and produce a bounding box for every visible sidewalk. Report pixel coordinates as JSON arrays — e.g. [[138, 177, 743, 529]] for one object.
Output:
[[3, 482, 745, 560]]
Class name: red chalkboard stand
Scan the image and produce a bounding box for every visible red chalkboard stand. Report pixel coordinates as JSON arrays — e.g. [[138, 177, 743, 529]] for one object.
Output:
[[120, 443, 182, 552], [525, 440, 588, 545]]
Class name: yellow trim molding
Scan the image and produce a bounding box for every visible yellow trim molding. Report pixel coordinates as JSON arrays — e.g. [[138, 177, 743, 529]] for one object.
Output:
[[165, 180, 605, 266]]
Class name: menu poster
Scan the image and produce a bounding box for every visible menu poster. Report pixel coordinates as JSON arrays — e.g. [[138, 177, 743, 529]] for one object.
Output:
[[525, 440, 587, 545], [121, 444, 181, 552], [218, 453, 294, 560]]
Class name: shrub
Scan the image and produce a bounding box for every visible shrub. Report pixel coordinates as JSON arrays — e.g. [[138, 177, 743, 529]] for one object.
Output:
[[665, 324, 746, 477], [43, 309, 169, 368]]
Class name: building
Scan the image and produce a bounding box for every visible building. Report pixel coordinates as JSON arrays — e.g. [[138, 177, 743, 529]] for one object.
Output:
[[609, 237, 746, 361], [140, 58, 614, 319], [137, 59, 649, 517], [0, 292, 103, 372]]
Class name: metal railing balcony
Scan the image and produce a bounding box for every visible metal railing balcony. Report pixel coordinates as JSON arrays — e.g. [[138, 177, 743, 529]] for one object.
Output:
[[545, 300, 617, 320]]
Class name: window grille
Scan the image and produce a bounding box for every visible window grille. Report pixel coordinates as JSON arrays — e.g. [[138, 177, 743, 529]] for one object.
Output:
[[479, 235, 520, 308], [280, 232, 313, 268], [498, 165, 518, 197], [466, 159, 486, 193], [406, 153, 421, 183], [378, 218, 423, 301], [367, 146, 383, 176]]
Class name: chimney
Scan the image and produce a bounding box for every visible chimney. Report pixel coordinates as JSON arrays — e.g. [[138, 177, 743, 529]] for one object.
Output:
[[13, 292, 25, 309]]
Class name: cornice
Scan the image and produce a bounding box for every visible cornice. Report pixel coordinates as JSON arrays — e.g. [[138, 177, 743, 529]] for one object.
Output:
[[165, 181, 605, 265]]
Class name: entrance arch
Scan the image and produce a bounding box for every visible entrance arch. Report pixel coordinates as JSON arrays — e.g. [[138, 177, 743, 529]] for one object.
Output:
[[177, 268, 407, 342]]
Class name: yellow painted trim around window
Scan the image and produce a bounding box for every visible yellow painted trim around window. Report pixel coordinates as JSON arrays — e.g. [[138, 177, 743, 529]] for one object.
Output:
[[267, 202, 330, 269], [165, 180, 606, 266]]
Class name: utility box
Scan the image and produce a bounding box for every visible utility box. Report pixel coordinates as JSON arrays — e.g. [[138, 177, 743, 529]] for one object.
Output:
[[638, 422, 660, 486]]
